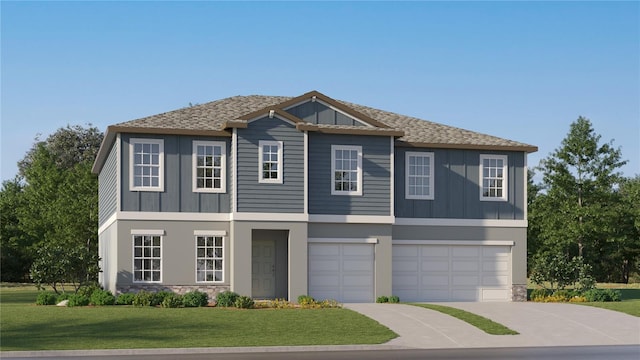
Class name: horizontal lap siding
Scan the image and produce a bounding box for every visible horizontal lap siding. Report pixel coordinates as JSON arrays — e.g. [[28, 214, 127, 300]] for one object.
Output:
[[121, 134, 231, 213], [236, 117, 304, 213], [98, 141, 118, 225], [395, 148, 525, 220], [309, 133, 390, 215]]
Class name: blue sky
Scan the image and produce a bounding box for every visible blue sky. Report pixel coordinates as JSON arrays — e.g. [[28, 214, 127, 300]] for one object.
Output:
[[2, 1, 639, 182]]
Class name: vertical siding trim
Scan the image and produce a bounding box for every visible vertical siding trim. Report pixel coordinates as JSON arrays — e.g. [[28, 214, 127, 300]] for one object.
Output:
[[523, 153, 528, 220], [304, 131, 309, 215], [232, 128, 238, 213], [389, 136, 394, 217], [116, 133, 121, 213]]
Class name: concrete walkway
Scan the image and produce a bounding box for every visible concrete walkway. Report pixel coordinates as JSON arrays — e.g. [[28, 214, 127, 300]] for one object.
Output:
[[344, 302, 640, 349]]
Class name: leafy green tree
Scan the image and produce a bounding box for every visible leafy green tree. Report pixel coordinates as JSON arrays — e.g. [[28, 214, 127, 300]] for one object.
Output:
[[530, 117, 630, 282], [2, 125, 103, 286], [0, 179, 31, 281], [606, 176, 640, 282]]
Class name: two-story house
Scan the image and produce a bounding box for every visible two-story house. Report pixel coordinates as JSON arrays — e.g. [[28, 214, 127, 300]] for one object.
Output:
[[92, 90, 537, 303]]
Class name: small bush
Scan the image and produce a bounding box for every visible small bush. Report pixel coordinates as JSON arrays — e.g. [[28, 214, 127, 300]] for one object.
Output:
[[35, 292, 57, 305], [183, 290, 209, 307], [56, 292, 71, 303], [317, 299, 342, 308], [529, 288, 552, 301], [90, 289, 116, 306], [133, 290, 154, 307], [583, 288, 622, 302], [161, 293, 183, 308], [67, 294, 90, 307], [234, 295, 254, 309], [376, 296, 389, 303], [389, 295, 400, 303], [77, 283, 102, 298], [152, 291, 174, 306], [297, 295, 315, 305], [265, 298, 296, 309], [116, 293, 135, 305], [216, 291, 239, 307]]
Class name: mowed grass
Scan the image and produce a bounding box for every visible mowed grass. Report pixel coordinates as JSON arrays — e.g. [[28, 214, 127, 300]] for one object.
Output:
[[0, 286, 396, 351], [410, 303, 518, 335]]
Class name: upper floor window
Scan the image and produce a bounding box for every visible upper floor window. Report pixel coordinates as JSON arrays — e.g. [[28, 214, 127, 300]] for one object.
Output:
[[193, 141, 226, 193], [130, 138, 164, 191], [133, 233, 162, 283], [480, 154, 508, 201], [331, 145, 362, 196], [405, 151, 435, 200], [259, 140, 283, 184]]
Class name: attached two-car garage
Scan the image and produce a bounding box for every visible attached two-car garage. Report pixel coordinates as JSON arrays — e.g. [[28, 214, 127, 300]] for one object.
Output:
[[392, 241, 513, 302]]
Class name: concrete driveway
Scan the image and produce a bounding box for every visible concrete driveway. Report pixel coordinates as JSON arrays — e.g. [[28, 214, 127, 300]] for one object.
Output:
[[345, 302, 640, 349]]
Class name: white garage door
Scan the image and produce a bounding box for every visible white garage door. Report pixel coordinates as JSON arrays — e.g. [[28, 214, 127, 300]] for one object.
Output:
[[393, 244, 511, 302], [308, 242, 374, 303]]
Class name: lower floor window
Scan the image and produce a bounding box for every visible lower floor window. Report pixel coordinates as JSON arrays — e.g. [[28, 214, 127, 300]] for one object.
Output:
[[133, 235, 161, 282], [196, 236, 223, 282]]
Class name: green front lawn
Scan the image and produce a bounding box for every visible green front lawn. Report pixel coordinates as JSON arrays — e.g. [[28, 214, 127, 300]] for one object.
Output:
[[0, 286, 396, 351]]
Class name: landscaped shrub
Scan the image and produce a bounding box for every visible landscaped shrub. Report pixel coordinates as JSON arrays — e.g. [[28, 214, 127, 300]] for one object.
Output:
[[265, 298, 296, 309], [77, 283, 102, 298], [152, 291, 174, 306], [297, 295, 315, 306], [529, 288, 551, 301], [234, 295, 254, 309], [116, 293, 135, 305], [389, 295, 400, 303], [583, 288, 622, 302], [161, 293, 184, 308], [216, 291, 239, 307], [67, 294, 90, 307], [183, 290, 209, 307], [376, 296, 389, 303], [133, 290, 154, 307], [90, 289, 116, 306], [317, 299, 342, 308], [56, 292, 71, 303], [35, 292, 57, 305]]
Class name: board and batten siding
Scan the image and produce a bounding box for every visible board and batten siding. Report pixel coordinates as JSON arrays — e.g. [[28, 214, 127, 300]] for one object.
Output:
[[308, 133, 391, 215], [121, 134, 231, 213], [235, 117, 304, 213], [286, 101, 364, 127], [394, 148, 525, 220], [98, 141, 118, 225]]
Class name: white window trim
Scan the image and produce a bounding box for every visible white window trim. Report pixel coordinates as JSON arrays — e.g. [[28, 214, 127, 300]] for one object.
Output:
[[129, 138, 164, 192], [132, 233, 163, 283], [331, 145, 363, 196], [195, 235, 225, 283], [405, 151, 435, 200], [258, 140, 283, 184], [192, 140, 226, 193], [479, 154, 508, 202]]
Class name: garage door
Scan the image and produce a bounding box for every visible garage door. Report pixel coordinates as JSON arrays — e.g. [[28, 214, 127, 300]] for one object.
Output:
[[308, 242, 374, 303], [393, 243, 511, 302]]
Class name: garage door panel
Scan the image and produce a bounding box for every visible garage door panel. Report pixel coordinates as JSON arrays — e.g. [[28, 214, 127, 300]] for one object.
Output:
[[452, 260, 478, 271], [309, 243, 374, 303], [422, 260, 448, 271], [393, 244, 511, 302]]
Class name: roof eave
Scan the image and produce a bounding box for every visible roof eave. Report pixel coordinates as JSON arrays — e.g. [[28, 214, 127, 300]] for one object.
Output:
[[396, 141, 538, 153], [297, 123, 404, 137]]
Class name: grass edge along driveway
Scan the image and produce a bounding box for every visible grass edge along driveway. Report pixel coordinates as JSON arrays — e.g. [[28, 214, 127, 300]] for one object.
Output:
[[0, 287, 396, 351], [410, 303, 519, 335]]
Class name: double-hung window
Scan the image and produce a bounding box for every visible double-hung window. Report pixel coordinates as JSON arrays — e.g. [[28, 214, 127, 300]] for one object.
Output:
[[132, 231, 163, 283], [480, 154, 508, 201], [195, 234, 224, 283], [130, 138, 164, 191], [331, 145, 362, 195], [193, 141, 226, 192], [258, 140, 283, 183], [405, 151, 435, 200]]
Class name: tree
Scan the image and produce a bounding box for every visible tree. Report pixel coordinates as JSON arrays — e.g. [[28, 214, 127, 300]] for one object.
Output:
[[0, 179, 31, 281], [1, 124, 103, 286], [529, 117, 632, 282]]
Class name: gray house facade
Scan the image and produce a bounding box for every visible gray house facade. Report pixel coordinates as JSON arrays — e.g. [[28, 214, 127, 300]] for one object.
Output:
[[93, 91, 537, 303]]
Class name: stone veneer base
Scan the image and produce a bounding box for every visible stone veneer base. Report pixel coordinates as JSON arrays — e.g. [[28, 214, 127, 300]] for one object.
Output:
[[511, 284, 528, 302]]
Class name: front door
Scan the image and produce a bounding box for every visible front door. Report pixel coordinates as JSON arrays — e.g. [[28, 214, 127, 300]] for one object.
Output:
[[252, 239, 276, 298]]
